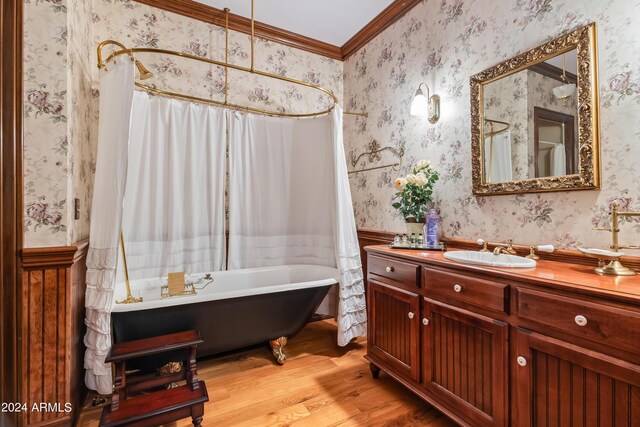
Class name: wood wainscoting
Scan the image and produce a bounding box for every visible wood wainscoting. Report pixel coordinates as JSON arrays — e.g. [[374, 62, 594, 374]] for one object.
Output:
[[356, 229, 395, 276], [20, 241, 89, 427], [1, 0, 24, 424]]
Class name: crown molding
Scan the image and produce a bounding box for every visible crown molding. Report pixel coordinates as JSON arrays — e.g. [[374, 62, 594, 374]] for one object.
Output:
[[132, 0, 423, 61], [341, 0, 422, 60], [132, 0, 343, 60], [530, 62, 578, 84]]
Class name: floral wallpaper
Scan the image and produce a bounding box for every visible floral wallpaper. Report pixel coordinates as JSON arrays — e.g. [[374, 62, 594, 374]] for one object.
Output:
[[23, 0, 343, 247], [344, 0, 640, 255], [23, 0, 70, 247], [68, 0, 96, 244]]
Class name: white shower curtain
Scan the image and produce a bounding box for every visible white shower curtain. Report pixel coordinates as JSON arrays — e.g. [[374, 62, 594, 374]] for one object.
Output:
[[84, 57, 135, 394], [484, 130, 513, 182], [228, 111, 335, 268], [228, 106, 366, 346], [120, 92, 227, 279], [85, 77, 228, 394]]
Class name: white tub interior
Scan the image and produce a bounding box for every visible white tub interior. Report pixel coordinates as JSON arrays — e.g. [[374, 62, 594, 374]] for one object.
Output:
[[112, 264, 340, 312]]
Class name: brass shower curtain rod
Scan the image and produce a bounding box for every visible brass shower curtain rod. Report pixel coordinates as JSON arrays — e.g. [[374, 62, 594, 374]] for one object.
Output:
[[96, 2, 367, 119], [484, 118, 510, 182], [484, 118, 510, 136]]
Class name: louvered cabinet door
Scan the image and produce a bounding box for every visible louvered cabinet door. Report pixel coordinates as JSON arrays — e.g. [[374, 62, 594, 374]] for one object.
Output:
[[422, 298, 508, 427], [367, 279, 420, 382], [515, 328, 640, 427]]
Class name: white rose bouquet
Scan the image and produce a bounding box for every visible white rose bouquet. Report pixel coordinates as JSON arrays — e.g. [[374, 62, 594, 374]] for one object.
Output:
[[392, 160, 439, 222]]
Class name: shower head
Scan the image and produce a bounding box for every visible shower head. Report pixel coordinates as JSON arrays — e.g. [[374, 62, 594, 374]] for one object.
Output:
[[135, 60, 154, 80]]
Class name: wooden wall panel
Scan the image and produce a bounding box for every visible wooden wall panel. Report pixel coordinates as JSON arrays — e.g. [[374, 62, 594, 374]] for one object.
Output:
[[70, 241, 89, 426], [1, 0, 24, 424], [356, 229, 395, 276], [20, 241, 88, 427]]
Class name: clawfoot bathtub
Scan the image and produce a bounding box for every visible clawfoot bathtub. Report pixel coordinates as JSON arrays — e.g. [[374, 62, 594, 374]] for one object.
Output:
[[111, 265, 337, 370]]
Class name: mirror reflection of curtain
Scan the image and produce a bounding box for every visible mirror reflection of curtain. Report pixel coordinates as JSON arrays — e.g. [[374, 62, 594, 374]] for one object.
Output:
[[550, 144, 566, 176], [484, 130, 513, 182]]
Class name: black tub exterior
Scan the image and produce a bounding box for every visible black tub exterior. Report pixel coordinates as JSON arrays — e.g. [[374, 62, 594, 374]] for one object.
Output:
[[111, 284, 333, 371]]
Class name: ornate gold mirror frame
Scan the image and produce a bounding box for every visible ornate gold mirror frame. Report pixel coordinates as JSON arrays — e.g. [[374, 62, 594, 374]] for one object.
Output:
[[470, 22, 600, 196]]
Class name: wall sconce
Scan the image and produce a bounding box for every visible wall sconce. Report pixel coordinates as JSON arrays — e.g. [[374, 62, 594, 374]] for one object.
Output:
[[552, 53, 576, 101], [410, 83, 440, 124]]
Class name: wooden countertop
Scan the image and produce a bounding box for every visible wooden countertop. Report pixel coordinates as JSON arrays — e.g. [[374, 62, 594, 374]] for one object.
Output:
[[365, 245, 640, 304]]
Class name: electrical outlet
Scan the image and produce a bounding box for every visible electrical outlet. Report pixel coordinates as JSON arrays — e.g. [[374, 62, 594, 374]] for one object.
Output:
[[74, 198, 80, 220]]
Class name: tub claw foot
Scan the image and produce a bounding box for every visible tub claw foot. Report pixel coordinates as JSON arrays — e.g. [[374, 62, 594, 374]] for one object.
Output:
[[269, 337, 288, 365]]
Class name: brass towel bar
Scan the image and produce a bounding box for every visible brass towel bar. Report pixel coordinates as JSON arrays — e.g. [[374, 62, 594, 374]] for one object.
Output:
[[349, 140, 404, 175]]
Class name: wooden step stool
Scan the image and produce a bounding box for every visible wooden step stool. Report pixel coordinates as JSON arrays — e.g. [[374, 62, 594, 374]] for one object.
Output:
[[99, 330, 209, 427]]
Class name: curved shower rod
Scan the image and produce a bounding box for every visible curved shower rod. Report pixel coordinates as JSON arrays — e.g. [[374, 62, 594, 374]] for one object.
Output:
[[97, 35, 367, 117]]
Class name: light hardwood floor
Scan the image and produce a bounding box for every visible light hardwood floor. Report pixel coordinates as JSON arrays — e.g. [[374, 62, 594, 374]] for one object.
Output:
[[77, 320, 457, 426]]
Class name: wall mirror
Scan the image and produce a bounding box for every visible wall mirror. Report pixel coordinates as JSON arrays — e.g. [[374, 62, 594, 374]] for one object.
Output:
[[470, 23, 600, 195]]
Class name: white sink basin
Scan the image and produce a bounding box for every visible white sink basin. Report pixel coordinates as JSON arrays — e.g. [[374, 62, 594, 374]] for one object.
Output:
[[444, 250, 536, 268]]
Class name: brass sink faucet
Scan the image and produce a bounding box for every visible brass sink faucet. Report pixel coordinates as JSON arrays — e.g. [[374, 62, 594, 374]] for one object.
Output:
[[477, 239, 518, 255], [493, 240, 517, 256]]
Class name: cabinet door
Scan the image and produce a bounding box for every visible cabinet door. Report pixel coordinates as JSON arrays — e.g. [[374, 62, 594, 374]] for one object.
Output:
[[422, 298, 508, 427], [367, 279, 420, 381], [515, 328, 640, 427]]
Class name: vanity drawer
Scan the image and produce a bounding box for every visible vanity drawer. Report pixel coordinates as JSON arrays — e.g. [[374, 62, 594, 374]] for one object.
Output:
[[368, 255, 419, 287], [423, 267, 508, 313], [517, 287, 640, 354]]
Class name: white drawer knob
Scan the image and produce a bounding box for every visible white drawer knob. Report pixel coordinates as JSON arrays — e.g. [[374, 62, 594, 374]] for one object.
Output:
[[422, 318, 429, 326], [385, 266, 394, 273], [453, 284, 462, 293], [408, 312, 415, 319], [517, 356, 527, 367], [575, 315, 588, 326]]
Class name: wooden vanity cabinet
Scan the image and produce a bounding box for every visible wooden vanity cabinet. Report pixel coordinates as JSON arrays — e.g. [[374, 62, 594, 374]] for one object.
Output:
[[366, 253, 508, 427], [514, 328, 640, 427], [513, 286, 640, 426], [422, 298, 508, 427], [365, 247, 640, 427], [366, 254, 421, 382], [367, 279, 421, 381]]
